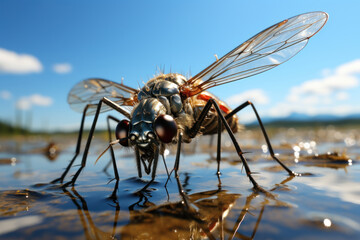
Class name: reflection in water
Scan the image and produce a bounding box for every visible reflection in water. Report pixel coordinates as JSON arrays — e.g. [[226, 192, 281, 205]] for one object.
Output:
[[1, 159, 359, 238], [0, 190, 37, 217], [62, 188, 120, 240], [0, 190, 47, 235], [56, 174, 295, 240], [124, 190, 244, 238]]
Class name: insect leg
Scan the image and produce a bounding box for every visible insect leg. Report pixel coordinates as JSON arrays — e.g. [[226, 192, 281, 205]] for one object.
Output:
[[188, 99, 264, 191], [174, 132, 183, 178], [103, 115, 120, 172], [136, 148, 159, 192], [135, 147, 142, 178], [51, 104, 93, 184], [104, 115, 123, 199], [225, 101, 297, 176], [216, 114, 221, 176], [63, 97, 130, 187], [160, 144, 171, 179], [151, 147, 160, 180], [164, 132, 183, 187]]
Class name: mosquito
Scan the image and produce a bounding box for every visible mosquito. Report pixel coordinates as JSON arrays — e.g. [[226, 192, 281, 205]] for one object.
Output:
[[52, 12, 328, 195]]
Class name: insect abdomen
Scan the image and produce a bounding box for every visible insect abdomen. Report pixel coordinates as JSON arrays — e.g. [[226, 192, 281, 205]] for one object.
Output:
[[192, 92, 239, 135]]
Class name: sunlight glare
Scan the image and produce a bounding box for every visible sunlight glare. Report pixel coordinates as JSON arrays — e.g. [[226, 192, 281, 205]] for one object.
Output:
[[323, 218, 332, 227]]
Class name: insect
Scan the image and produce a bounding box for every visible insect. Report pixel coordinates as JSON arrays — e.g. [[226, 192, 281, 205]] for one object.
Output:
[[52, 12, 328, 195]]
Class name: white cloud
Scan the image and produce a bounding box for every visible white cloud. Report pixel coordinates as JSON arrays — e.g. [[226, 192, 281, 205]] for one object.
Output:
[[335, 59, 360, 75], [16, 94, 53, 110], [287, 59, 360, 104], [0, 48, 43, 74], [335, 91, 349, 101], [0, 90, 11, 100], [243, 59, 360, 121], [53, 63, 72, 74], [266, 102, 360, 119], [226, 89, 269, 106]]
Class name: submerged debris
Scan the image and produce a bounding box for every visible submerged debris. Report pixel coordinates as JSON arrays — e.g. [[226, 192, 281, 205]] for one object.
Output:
[[306, 152, 348, 160], [300, 152, 354, 170], [43, 142, 60, 161], [303, 152, 351, 163], [0, 157, 17, 165]]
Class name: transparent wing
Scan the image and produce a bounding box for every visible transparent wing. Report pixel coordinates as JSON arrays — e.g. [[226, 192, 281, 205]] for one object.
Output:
[[68, 78, 139, 115], [181, 11, 328, 97]]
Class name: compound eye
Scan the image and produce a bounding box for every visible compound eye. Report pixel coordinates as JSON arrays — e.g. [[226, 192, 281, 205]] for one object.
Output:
[[115, 120, 130, 146], [154, 115, 178, 143]]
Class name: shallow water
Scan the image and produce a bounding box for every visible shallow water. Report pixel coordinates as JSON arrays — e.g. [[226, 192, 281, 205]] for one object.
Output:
[[0, 128, 359, 239]]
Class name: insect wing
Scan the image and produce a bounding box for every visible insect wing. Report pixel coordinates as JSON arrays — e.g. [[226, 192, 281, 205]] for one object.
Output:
[[182, 11, 328, 97], [68, 78, 139, 115]]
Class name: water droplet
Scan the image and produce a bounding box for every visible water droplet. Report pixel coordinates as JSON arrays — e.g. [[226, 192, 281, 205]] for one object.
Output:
[[323, 218, 331, 227], [293, 146, 301, 152], [310, 141, 317, 148], [261, 145, 268, 153], [11, 157, 16, 166]]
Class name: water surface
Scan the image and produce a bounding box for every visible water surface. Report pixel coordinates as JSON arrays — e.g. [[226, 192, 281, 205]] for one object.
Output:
[[0, 128, 359, 239]]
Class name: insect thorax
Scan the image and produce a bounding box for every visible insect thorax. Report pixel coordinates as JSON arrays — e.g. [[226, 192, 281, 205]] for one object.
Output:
[[131, 74, 195, 142]]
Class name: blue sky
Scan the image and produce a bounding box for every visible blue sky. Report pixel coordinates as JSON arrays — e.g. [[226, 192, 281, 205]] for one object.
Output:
[[0, 1, 359, 131]]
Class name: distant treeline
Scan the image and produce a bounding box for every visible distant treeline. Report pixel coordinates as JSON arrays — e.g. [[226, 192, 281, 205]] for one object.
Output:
[[0, 120, 30, 135], [0, 120, 104, 137], [246, 118, 360, 129]]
